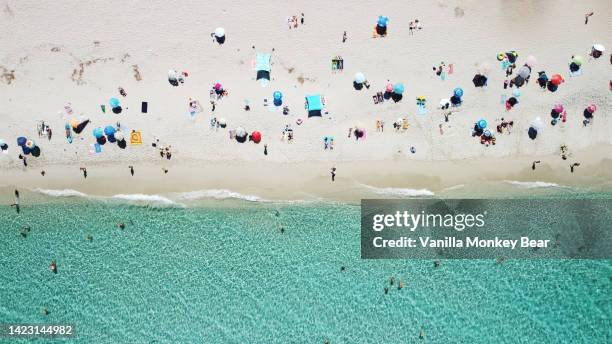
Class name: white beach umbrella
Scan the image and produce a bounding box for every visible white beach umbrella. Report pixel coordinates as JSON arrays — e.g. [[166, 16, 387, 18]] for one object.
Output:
[[235, 127, 247, 137], [168, 69, 178, 80], [354, 72, 366, 84], [593, 44, 605, 52], [114, 131, 124, 141], [214, 27, 225, 38], [218, 118, 227, 127], [530, 117, 544, 131]]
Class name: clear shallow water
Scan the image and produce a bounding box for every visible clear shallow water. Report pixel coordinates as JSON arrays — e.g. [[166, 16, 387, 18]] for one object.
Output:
[[0, 194, 611, 343]]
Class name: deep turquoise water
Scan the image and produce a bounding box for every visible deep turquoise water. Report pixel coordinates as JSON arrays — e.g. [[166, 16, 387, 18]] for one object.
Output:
[[1, 194, 611, 343]]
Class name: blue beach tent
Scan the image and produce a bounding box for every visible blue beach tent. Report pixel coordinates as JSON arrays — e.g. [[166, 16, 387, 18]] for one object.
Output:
[[256, 53, 271, 82], [306, 95, 323, 117]]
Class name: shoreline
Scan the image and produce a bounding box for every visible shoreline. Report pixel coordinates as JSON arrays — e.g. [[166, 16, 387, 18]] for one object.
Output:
[[3, 144, 611, 202]]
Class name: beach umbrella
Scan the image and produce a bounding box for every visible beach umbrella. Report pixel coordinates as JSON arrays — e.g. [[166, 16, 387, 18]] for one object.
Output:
[[114, 131, 124, 142], [235, 127, 247, 140], [214, 27, 225, 38], [104, 125, 116, 136], [354, 72, 366, 84], [93, 127, 104, 139], [453, 87, 463, 98], [528, 127, 538, 140], [531, 117, 544, 131], [112, 106, 122, 114], [472, 74, 488, 87], [377, 16, 388, 27], [0, 139, 6, 147], [70, 119, 79, 128], [273, 91, 283, 100], [550, 74, 563, 86], [17, 137, 27, 146], [75, 119, 90, 134], [168, 70, 178, 80], [251, 131, 262, 143], [385, 83, 394, 92], [572, 55, 585, 66], [25, 140, 35, 149], [21, 145, 31, 155], [477, 119, 487, 129], [553, 104, 564, 113], [439, 98, 450, 108], [518, 66, 531, 78], [497, 52, 505, 61], [30, 146, 41, 157], [483, 130, 492, 138], [393, 83, 405, 94], [512, 88, 521, 97], [587, 103, 597, 113], [526, 55, 537, 67], [593, 44, 605, 52], [219, 118, 227, 128], [110, 97, 120, 108], [97, 136, 107, 145]]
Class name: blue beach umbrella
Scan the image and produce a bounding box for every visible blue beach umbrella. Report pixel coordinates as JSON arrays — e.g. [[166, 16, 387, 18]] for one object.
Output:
[[110, 97, 120, 108], [273, 91, 283, 106], [393, 83, 405, 94], [512, 88, 521, 97], [104, 126, 116, 136], [454, 87, 464, 98], [478, 119, 487, 129], [377, 16, 389, 27], [483, 129, 492, 138], [17, 137, 27, 146], [93, 127, 104, 138]]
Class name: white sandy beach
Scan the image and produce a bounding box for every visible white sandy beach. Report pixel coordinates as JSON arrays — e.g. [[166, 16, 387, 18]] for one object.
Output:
[[1, 0, 611, 199]]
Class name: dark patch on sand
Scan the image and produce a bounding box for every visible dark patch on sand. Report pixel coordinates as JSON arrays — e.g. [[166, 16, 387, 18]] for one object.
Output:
[[3, 4, 14, 18], [50, 47, 62, 52], [454, 7, 465, 18], [1, 66, 16, 84], [132, 65, 142, 81], [71, 57, 115, 84], [120, 53, 130, 63]]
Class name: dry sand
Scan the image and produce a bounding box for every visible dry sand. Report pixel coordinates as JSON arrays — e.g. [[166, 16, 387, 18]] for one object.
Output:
[[1, 0, 611, 199]]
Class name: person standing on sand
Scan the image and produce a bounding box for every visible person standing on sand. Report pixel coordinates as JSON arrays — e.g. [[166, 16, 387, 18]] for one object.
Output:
[[342, 31, 347, 43], [300, 13, 304, 25], [409, 21, 414, 35], [331, 167, 336, 182], [80, 167, 87, 179], [570, 163, 581, 173], [585, 12, 593, 24], [41, 170, 46, 176], [129, 165, 134, 176], [264, 144, 268, 156], [532, 161, 541, 170]]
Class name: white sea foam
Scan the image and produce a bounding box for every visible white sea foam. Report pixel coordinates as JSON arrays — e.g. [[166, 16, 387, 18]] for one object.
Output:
[[111, 194, 181, 206], [34, 188, 89, 198], [175, 189, 261, 202], [360, 184, 434, 197], [504, 181, 561, 189]]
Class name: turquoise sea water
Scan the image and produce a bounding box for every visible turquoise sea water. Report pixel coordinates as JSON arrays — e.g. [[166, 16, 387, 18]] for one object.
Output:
[[1, 191, 611, 343]]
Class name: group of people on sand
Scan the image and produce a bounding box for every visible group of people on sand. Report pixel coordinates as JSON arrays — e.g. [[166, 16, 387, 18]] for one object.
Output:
[[151, 138, 172, 160], [287, 13, 304, 29], [281, 125, 294, 142], [408, 19, 422, 35], [37, 121, 52, 141], [496, 119, 514, 134]]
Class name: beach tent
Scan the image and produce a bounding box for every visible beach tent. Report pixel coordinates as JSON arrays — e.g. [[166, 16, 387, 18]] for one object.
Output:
[[376, 16, 389, 36], [251, 131, 262, 143], [305, 95, 323, 117], [256, 53, 271, 85]]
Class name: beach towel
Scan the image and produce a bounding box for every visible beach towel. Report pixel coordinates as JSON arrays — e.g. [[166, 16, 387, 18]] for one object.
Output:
[[141, 102, 148, 113], [440, 71, 446, 81], [94, 143, 102, 153], [100, 105, 106, 113], [448, 64, 454, 75], [417, 104, 427, 115], [130, 131, 143, 145]]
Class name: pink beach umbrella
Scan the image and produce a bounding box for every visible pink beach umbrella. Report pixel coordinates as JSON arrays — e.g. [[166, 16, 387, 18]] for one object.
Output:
[[526, 55, 537, 67], [587, 103, 597, 113], [385, 83, 393, 92], [553, 104, 564, 113], [214, 83, 222, 90]]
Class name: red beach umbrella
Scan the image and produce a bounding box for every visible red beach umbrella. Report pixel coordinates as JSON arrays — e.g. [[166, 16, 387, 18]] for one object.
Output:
[[551, 74, 564, 86], [251, 131, 262, 143]]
